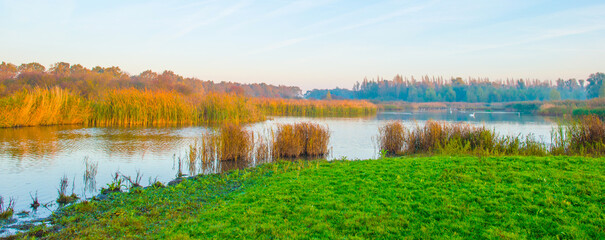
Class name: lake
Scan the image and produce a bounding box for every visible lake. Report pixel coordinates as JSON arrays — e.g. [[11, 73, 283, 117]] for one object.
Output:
[[0, 111, 556, 232]]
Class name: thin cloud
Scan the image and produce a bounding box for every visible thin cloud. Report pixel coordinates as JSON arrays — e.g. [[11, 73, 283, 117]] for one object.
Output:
[[173, 0, 251, 39], [246, 3, 431, 55], [224, 0, 339, 33], [451, 4, 605, 54], [455, 24, 605, 54]]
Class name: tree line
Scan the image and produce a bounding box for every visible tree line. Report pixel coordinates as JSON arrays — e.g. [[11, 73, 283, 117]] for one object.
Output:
[[306, 73, 605, 102], [0, 61, 302, 98]]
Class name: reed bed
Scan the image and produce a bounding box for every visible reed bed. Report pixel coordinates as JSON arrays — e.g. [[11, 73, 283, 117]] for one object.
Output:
[[551, 115, 605, 155], [403, 120, 503, 155], [199, 123, 254, 163], [256, 98, 377, 117], [0, 87, 90, 128], [0, 88, 376, 128], [219, 123, 254, 162], [191, 122, 330, 174], [379, 116, 605, 156], [378, 121, 405, 156], [89, 88, 198, 126], [198, 93, 265, 124], [272, 122, 330, 159]]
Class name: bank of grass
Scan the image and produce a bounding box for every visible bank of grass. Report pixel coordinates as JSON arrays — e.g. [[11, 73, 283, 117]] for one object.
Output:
[[23, 155, 605, 239]]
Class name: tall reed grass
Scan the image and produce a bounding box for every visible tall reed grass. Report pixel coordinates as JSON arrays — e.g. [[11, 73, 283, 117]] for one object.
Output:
[[379, 116, 605, 156], [198, 93, 264, 123], [256, 98, 377, 117], [199, 123, 254, 163], [89, 88, 198, 126], [1, 88, 371, 128], [551, 115, 605, 155], [378, 121, 405, 156], [219, 123, 254, 162], [0, 87, 90, 128], [191, 122, 330, 174], [272, 122, 330, 159]]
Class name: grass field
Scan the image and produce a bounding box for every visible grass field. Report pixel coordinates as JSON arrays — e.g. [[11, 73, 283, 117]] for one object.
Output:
[[24, 155, 605, 239]]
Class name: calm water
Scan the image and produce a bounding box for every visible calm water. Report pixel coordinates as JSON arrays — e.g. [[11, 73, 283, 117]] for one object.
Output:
[[0, 111, 556, 232]]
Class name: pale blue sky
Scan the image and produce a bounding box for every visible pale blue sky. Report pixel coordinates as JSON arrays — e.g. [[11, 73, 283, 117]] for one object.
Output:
[[1, 0, 604, 90]]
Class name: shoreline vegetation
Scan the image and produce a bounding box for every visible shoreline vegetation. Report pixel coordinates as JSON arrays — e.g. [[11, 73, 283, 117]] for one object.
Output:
[[376, 98, 605, 119], [0, 87, 377, 128], [378, 115, 605, 157], [1, 61, 604, 238], [3, 114, 605, 238], [14, 155, 605, 239]]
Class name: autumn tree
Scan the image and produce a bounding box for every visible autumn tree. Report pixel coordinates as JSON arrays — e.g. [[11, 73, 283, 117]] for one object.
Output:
[[50, 62, 71, 77], [0, 62, 18, 80], [18, 62, 46, 73]]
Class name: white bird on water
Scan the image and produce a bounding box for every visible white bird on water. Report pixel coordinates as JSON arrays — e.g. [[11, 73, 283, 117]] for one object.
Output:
[[469, 112, 475, 118]]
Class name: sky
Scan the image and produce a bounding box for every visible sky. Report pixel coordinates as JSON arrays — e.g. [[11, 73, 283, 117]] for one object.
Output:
[[1, 0, 604, 90]]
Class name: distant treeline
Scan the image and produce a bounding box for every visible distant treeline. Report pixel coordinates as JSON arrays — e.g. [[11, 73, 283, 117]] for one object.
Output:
[[0, 61, 301, 98], [306, 73, 605, 102]]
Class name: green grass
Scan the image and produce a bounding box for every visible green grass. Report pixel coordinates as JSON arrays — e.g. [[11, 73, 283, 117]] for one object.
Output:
[[29, 156, 605, 239]]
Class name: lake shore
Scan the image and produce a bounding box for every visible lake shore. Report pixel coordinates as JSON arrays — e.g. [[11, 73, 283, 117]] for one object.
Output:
[[16, 155, 605, 239]]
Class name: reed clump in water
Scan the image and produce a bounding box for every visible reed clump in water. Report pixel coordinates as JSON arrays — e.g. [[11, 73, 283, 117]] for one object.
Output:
[[377, 120, 544, 156], [272, 122, 330, 159], [83, 157, 98, 193], [552, 115, 605, 155], [0, 87, 90, 128], [199, 123, 254, 163], [255, 135, 270, 164], [30, 191, 40, 209], [403, 120, 502, 155], [0, 196, 15, 220], [219, 123, 254, 162], [200, 131, 219, 167], [378, 121, 405, 156], [379, 116, 605, 156], [57, 175, 78, 204], [188, 141, 199, 176]]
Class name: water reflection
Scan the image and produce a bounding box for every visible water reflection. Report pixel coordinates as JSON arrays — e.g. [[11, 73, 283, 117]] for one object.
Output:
[[0, 126, 65, 161], [376, 111, 552, 124]]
